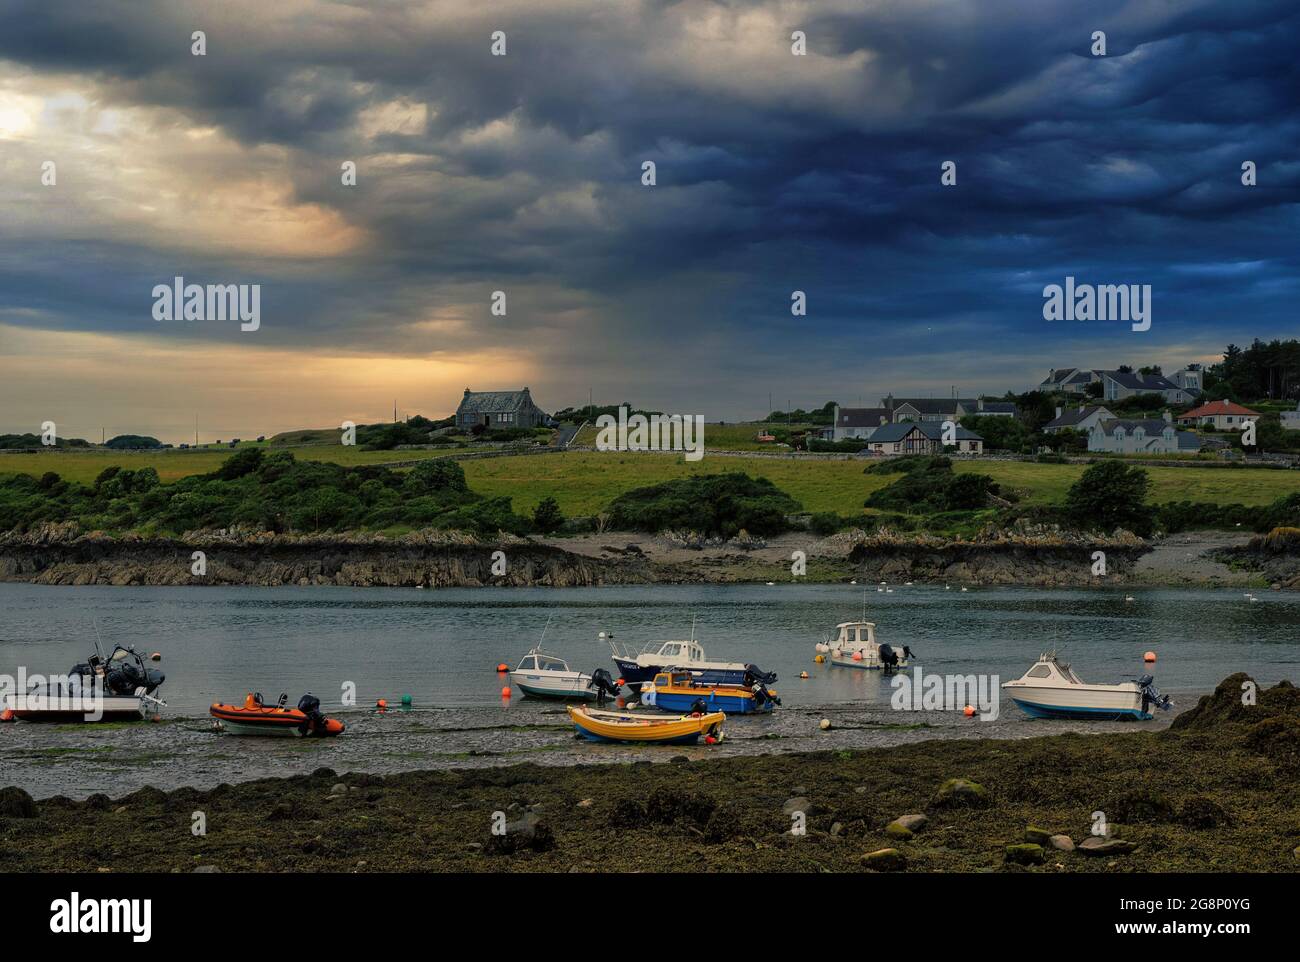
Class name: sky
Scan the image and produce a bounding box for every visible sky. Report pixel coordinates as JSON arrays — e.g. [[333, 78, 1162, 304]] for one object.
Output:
[[1, 0, 1297, 443]]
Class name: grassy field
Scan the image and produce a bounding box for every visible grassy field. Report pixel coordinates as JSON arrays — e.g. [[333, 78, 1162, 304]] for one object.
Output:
[[570, 420, 816, 452], [4, 446, 1298, 517], [0, 446, 454, 485], [464, 452, 1300, 516]]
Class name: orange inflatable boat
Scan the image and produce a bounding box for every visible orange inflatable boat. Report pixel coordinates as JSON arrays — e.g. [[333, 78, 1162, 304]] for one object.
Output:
[[210, 692, 345, 737]]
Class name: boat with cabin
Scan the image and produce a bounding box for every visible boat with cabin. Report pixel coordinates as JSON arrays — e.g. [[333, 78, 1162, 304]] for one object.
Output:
[[604, 627, 774, 692], [509, 646, 599, 700], [1001, 653, 1173, 721], [816, 621, 913, 671], [641, 670, 779, 714]]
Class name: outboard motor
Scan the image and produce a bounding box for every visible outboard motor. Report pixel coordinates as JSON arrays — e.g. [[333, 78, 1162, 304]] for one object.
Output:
[[1136, 675, 1173, 713], [689, 698, 709, 716], [878, 643, 899, 672], [902, 645, 916, 662], [588, 668, 622, 707], [297, 693, 327, 734], [751, 682, 781, 708], [743, 664, 778, 686]]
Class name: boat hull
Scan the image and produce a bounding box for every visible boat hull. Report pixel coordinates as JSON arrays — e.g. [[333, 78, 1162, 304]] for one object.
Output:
[[613, 658, 748, 688], [829, 652, 910, 671], [647, 689, 771, 715], [567, 706, 725, 745], [1009, 697, 1152, 721], [1004, 684, 1152, 721], [210, 704, 345, 737], [509, 672, 596, 700], [3, 694, 147, 723]]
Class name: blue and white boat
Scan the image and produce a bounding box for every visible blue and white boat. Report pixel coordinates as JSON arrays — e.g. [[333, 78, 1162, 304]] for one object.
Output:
[[641, 670, 778, 715], [1002, 653, 1173, 721], [604, 629, 770, 691]]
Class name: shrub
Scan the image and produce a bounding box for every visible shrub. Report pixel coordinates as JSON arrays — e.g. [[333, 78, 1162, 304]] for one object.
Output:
[[607, 473, 801, 537]]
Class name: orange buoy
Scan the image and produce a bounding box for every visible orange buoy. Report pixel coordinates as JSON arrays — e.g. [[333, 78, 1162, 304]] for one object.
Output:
[[851, 651, 863, 661], [704, 735, 717, 745], [0, 708, 15, 723], [963, 705, 976, 718], [615, 678, 625, 687], [495, 663, 509, 673], [799, 671, 809, 679], [376, 698, 388, 712], [501, 686, 512, 697], [1143, 651, 1157, 663]]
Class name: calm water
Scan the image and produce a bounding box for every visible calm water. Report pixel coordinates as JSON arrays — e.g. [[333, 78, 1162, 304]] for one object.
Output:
[[1, 582, 1295, 715]]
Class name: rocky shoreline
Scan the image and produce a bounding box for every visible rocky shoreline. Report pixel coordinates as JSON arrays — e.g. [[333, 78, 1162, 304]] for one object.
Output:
[[1, 674, 1295, 872], [0, 523, 1293, 588]]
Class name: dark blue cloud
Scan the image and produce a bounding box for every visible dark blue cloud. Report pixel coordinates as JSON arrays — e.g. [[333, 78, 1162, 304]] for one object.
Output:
[[1, 0, 1298, 412]]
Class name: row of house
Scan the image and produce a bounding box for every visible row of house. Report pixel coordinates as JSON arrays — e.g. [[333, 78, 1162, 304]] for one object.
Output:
[[1038, 365, 1204, 405], [1044, 399, 1271, 455], [824, 395, 1017, 447]]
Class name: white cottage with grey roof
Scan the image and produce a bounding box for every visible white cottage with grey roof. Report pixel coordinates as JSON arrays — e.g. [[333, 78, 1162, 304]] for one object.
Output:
[[455, 387, 549, 431], [1087, 411, 1201, 455]]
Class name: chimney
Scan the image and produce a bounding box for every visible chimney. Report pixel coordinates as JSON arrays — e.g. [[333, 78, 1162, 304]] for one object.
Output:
[[464, 387, 471, 395], [1055, 406, 1062, 419], [978, 398, 984, 412], [1163, 409, 1172, 424]]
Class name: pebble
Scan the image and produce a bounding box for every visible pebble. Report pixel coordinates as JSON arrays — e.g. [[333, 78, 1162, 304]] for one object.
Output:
[[861, 848, 906, 872], [782, 796, 811, 816]]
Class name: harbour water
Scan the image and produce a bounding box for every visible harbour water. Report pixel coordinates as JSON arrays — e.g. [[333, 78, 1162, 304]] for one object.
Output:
[[1, 582, 1295, 798]]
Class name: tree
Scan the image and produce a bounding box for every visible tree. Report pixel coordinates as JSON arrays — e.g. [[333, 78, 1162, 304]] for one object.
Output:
[[406, 457, 467, 494], [1064, 461, 1155, 535], [532, 496, 565, 533]]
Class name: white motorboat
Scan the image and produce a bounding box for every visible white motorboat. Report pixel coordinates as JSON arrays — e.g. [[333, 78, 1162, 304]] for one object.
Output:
[[1001, 653, 1173, 721], [1, 643, 165, 723], [509, 645, 597, 700], [816, 621, 912, 671]]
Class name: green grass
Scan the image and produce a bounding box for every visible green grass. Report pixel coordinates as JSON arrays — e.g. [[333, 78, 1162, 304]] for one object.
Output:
[[571, 420, 816, 452], [5, 446, 1298, 519], [464, 453, 1300, 517], [0, 446, 455, 485]]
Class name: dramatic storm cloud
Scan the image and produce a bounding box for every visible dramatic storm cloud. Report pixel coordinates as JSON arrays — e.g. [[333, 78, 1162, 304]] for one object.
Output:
[[0, 0, 1297, 438]]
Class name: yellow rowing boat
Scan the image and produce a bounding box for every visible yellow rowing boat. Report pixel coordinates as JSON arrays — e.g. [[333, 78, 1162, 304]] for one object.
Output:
[[567, 705, 725, 744]]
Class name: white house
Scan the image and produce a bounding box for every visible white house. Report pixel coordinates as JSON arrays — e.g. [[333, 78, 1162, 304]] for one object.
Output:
[[866, 421, 984, 455], [881, 396, 1017, 423], [829, 405, 890, 440], [1098, 370, 1199, 406], [1168, 364, 1205, 395], [1175, 400, 1261, 431], [1043, 405, 1115, 434], [1039, 367, 1101, 395], [1088, 411, 1201, 455], [1282, 401, 1300, 432]]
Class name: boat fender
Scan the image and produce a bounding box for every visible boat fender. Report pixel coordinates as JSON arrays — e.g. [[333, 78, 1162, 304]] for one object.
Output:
[[0, 708, 15, 723]]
